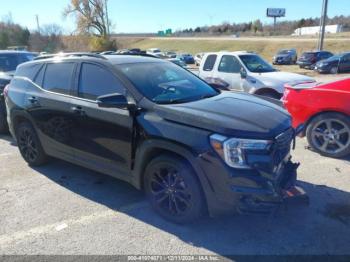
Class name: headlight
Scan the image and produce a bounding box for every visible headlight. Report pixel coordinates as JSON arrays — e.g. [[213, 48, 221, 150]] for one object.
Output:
[[210, 134, 272, 169]]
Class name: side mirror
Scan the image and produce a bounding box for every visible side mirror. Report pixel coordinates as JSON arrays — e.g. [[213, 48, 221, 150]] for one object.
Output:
[[240, 68, 247, 79], [205, 77, 230, 91], [97, 93, 133, 109]]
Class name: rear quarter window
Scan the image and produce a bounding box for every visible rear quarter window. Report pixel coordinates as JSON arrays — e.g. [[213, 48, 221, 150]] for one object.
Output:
[[203, 55, 217, 71], [16, 63, 42, 81]]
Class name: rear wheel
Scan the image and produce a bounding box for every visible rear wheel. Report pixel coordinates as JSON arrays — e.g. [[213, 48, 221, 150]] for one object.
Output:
[[144, 155, 205, 224], [306, 113, 350, 158], [16, 121, 48, 166]]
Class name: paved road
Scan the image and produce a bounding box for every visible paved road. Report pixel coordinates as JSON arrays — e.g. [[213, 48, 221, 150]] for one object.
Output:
[[120, 36, 350, 42], [0, 130, 350, 256]]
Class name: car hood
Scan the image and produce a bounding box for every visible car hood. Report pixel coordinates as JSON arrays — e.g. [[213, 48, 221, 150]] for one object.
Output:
[[251, 71, 315, 92], [0, 71, 15, 81], [155, 92, 292, 139]]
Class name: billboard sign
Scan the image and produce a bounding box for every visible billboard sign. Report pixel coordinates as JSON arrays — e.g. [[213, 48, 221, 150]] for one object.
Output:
[[267, 8, 286, 17]]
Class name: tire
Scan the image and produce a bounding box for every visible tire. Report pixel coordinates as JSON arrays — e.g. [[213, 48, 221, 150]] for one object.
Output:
[[144, 154, 205, 224], [330, 66, 338, 74], [0, 111, 8, 134], [15, 121, 48, 166], [306, 113, 350, 158]]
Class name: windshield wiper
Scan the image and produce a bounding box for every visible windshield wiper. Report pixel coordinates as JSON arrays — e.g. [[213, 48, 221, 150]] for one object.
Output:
[[154, 97, 193, 104], [201, 93, 217, 99]]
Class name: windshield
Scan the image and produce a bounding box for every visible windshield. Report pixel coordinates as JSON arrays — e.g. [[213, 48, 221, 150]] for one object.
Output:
[[0, 53, 35, 72], [302, 52, 316, 59], [278, 50, 290, 55], [171, 60, 187, 67], [239, 54, 277, 73], [118, 62, 218, 104], [327, 54, 341, 61]]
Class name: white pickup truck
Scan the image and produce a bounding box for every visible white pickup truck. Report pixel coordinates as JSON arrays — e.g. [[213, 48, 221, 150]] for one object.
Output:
[[198, 51, 315, 99]]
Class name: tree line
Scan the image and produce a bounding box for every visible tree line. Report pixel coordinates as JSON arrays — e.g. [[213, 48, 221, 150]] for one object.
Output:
[[176, 15, 350, 36], [0, 0, 115, 52]]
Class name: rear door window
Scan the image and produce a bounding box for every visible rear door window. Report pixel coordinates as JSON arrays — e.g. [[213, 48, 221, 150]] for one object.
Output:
[[43, 63, 75, 95], [203, 55, 217, 71], [78, 63, 125, 101]]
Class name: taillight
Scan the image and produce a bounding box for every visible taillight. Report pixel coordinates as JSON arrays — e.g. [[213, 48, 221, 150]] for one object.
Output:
[[3, 84, 9, 98]]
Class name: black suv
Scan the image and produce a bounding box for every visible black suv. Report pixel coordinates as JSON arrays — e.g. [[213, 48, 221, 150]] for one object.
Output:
[[297, 51, 333, 69], [5, 53, 307, 223], [0, 51, 37, 133], [314, 52, 350, 74]]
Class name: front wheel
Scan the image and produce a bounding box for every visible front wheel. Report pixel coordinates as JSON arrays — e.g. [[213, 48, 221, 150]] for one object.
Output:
[[144, 155, 205, 224], [16, 121, 48, 166], [330, 66, 338, 74], [306, 113, 350, 158]]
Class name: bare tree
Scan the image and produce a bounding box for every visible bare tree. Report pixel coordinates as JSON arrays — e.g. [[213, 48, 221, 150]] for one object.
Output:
[[29, 24, 65, 52], [63, 0, 109, 37]]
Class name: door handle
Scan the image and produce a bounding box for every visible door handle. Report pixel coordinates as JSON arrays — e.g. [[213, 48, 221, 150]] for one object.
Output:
[[28, 96, 38, 103], [71, 106, 85, 116]]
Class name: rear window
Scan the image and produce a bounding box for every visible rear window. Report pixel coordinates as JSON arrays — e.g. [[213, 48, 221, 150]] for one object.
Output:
[[203, 55, 217, 71], [0, 53, 36, 72], [43, 63, 75, 95], [0, 54, 19, 72]]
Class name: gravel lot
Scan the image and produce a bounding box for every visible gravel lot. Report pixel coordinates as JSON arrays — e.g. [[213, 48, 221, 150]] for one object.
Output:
[[0, 74, 350, 256]]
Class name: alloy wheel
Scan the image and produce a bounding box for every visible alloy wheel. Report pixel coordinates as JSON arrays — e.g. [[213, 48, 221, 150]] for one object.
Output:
[[149, 166, 193, 216], [330, 67, 338, 74], [18, 127, 39, 163], [311, 118, 350, 155]]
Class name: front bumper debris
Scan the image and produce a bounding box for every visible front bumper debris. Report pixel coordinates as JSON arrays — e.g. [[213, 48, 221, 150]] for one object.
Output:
[[236, 161, 309, 214]]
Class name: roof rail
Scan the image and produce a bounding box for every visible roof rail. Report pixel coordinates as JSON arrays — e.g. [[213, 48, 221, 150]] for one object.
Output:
[[110, 52, 160, 59], [34, 52, 107, 61]]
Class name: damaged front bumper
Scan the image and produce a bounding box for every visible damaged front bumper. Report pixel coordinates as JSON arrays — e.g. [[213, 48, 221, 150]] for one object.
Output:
[[198, 152, 309, 217], [236, 160, 309, 214]]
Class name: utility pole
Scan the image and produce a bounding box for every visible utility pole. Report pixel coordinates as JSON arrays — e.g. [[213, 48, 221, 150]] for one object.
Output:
[[104, 0, 110, 36], [318, 0, 328, 50], [35, 15, 40, 34]]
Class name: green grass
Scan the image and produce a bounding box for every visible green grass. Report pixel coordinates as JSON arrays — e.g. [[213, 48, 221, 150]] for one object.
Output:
[[116, 37, 350, 62]]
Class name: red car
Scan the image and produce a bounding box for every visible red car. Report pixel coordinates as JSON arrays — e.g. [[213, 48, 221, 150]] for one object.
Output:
[[283, 78, 350, 158]]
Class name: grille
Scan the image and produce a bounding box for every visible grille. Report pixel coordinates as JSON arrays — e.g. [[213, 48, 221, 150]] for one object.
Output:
[[276, 128, 294, 149], [273, 128, 295, 165]]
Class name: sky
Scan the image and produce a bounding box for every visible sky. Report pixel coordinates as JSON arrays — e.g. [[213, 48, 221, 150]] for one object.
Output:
[[1, 0, 350, 33]]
